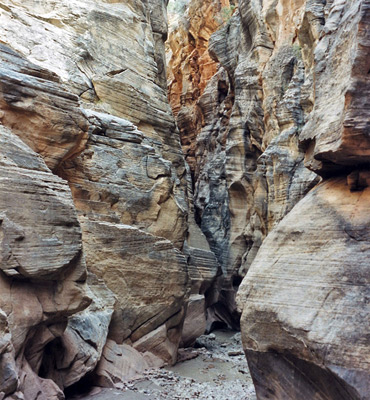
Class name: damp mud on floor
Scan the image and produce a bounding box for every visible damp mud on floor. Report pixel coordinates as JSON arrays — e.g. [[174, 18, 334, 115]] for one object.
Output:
[[69, 329, 257, 400]]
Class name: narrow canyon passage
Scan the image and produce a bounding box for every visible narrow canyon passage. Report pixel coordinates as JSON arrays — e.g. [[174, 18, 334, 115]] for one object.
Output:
[[0, 0, 369, 399]]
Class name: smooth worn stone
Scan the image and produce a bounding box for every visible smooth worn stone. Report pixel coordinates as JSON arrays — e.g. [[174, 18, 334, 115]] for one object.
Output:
[[0, 125, 90, 398], [238, 174, 370, 399], [0, 125, 85, 280], [0, 44, 88, 171]]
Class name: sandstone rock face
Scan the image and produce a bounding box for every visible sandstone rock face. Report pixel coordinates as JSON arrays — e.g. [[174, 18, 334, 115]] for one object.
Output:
[[300, 0, 370, 174], [0, 125, 90, 398], [168, 0, 369, 398], [167, 0, 235, 172], [0, 0, 217, 397], [1, 0, 369, 398], [239, 174, 370, 399], [233, 0, 370, 398], [167, 0, 318, 328], [0, 43, 88, 171]]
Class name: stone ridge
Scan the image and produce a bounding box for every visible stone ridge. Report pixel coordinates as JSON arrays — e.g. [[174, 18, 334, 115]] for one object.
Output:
[[0, 0, 219, 398], [167, 0, 370, 398], [167, 0, 235, 173]]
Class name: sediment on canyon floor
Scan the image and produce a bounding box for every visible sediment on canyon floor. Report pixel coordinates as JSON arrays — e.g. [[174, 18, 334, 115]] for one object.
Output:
[[0, 0, 369, 399], [67, 330, 256, 400]]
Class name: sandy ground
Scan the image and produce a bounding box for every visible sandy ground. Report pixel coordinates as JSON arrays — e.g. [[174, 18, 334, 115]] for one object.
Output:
[[69, 330, 256, 400]]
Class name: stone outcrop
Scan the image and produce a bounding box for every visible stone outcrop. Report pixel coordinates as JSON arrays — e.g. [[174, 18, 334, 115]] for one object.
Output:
[[233, 0, 370, 399], [0, 125, 90, 399], [168, 0, 369, 398], [0, 44, 88, 172], [0, 0, 369, 398], [300, 0, 370, 175], [0, 0, 219, 398], [167, 0, 235, 172], [239, 173, 370, 399], [167, 0, 318, 328]]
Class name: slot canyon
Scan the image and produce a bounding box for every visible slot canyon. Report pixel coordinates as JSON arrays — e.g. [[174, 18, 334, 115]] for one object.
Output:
[[0, 0, 369, 399]]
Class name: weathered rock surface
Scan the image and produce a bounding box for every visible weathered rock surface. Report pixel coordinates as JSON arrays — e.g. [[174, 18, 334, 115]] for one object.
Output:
[[239, 173, 370, 399], [233, 0, 370, 398], [0, 43, 88, 171], [168, 0, 369, 398], [40, 273, 116, 390], [167, 0, 318, 328], [167, 0, 234, 172], [0, 125, 85, 280], [0, 125, 90, 398], [0, 0, 219, 397], [1, 0, 369, 398], [300, 0, 370, 174], [79, 219, 188, 349], [95, 340, 158, 389], [180, 294, 207, 347]]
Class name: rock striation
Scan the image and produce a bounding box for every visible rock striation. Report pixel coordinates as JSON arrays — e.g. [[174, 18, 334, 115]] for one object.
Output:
[[239, 173, 370, 399], [168, 0, 369, 398], [232, 0, 370, 399], [0, 124, 90, 399], [0, 0, 219, 398], [167, 0, 319, 328], [167, 0, 234, 173], [0, 0, 369, 398]]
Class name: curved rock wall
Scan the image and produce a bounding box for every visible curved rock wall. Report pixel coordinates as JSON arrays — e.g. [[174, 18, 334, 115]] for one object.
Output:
[[236, 0, 370, 398], [0, 0, 219, 398], [0, 0, 369, 398], [167, 0, 319, 327], [168, 0, 369, 397]]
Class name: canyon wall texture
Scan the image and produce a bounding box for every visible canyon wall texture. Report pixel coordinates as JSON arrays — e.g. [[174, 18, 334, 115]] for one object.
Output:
[[0, 0, 369, 398], [168, 0, 369, 398], [0, 0, 220, 398], [167, 0, 319, 328]]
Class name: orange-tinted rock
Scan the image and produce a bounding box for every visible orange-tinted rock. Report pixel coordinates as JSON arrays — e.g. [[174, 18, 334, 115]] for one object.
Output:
[[167, 0, 235, 172]]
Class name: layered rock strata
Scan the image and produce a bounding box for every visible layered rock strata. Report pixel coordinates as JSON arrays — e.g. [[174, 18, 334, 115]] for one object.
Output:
[[235, 0, 370, 398], [0, 125, 90, 399], [0, 0, 219, 398], [167, 0, 318, 328], [239, 173, 370, 399], [169, 0, 369, 397], [167, 0, 235, 173]]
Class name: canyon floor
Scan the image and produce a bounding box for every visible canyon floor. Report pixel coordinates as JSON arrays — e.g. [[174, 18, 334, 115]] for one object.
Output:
[[68, 330, 256, 400]]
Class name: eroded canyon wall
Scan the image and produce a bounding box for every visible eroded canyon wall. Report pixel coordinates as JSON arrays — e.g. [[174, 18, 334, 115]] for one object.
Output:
[[167, 0, 319, 327], [0, 0, 219, 398], [0, 0, 369, 398], [168, 0, 369, 398], [236, 1, 370, 398]]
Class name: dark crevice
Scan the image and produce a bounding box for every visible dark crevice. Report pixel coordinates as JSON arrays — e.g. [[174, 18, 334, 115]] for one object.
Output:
[[64, 372, 96, 398]]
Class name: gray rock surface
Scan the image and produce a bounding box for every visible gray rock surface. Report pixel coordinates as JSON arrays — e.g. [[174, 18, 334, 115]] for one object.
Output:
[[168, 1, 370, 398]]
